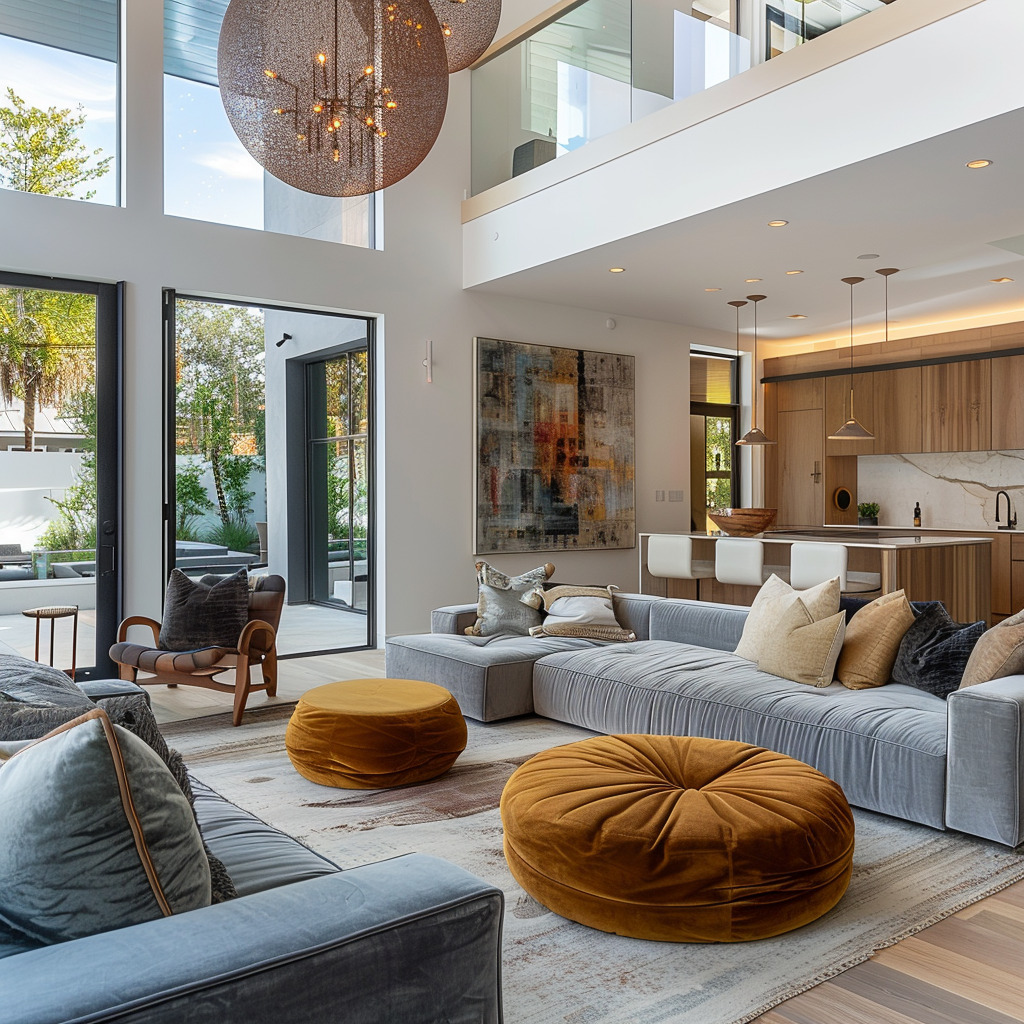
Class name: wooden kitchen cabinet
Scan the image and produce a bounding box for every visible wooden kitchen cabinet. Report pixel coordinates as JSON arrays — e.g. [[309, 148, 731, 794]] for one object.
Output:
[[871, 367, 922, 454], [922, 360, 991, 452], [991, 354, 1024, 450], [776, 378, 823, 412], [777, 409, 824, 527], [825, 373, 874, 456]]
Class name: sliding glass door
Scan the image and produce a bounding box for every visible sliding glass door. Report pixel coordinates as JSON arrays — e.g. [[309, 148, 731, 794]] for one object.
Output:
[[0, 271, 122, 677]]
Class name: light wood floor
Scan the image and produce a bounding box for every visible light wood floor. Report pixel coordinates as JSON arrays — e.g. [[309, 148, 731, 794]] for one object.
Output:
[[757, 875, 1024, 1024]]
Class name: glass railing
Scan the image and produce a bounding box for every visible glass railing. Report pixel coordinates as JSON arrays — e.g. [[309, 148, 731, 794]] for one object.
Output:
[[470, 0, 890, 196]]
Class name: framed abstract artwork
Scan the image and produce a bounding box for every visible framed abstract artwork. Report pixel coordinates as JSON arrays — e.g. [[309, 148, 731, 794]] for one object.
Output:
[[475, 337, 635, 554]]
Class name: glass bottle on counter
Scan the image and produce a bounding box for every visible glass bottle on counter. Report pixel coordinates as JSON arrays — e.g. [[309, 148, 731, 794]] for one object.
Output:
[[914, 502, 922, 528]]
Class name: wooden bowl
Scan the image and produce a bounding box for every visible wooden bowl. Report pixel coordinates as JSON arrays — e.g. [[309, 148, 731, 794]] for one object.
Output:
[[707, 508, 777, 537]]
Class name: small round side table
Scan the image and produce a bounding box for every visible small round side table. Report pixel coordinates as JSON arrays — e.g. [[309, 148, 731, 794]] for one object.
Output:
[[21, 605, 79, 679]]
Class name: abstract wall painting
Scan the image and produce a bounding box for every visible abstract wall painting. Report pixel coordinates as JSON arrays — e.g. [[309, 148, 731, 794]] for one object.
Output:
[[475, 337, 635, 554]]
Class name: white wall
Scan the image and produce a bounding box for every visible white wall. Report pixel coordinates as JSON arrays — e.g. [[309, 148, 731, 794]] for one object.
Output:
[[0, 451, 84, 548], [1, 0, 740, 640]]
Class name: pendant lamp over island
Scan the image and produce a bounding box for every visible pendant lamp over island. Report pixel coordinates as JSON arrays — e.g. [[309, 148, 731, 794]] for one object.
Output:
[[736, 294, 775, 446], [828, 276, 875, 441]]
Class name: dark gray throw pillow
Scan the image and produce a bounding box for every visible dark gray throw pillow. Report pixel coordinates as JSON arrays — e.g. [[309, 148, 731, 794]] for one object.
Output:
[[0, 653, 91, 709], [891, 603, 985, 699], [159, 568, 249, 651]]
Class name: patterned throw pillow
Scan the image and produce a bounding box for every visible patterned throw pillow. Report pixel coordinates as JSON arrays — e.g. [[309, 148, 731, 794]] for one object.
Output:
[[466, 561, 553, 637], [0, 709, 211, 944], [529, 585, 636, 642], [159, 568, 249, 651], [891, 603, 985, 699]]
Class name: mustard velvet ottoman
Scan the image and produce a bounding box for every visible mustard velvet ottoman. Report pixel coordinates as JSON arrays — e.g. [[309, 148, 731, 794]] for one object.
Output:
[[285, 679, 467, 789], [500, 734, 854, 942]]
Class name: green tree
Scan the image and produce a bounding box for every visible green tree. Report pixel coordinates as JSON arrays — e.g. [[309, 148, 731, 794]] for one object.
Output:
[[175, 460, 215, 538], [0, 87, 111, 198], [0, 288, 96, 451], [175, 301, 266, 525]]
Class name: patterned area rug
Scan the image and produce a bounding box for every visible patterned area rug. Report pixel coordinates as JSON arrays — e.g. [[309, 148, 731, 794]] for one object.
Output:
[[165, 706, 1024, 1024]]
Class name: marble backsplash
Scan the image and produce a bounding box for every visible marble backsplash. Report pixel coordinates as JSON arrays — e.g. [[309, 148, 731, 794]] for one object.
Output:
[[857, 452, 1024, 531]]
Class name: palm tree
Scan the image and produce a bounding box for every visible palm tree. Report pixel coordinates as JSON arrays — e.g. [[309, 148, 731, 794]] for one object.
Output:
[[0, 287, 96, 451]]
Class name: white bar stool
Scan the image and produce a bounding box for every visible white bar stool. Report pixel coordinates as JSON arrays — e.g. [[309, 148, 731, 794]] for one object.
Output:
[[789, 542, 880, 594], [715, 538, 765, 587], [647, 535, 716, 600]]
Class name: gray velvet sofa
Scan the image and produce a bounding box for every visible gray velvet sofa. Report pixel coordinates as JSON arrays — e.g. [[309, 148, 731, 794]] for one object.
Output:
[[0, 655, 504, 1024], [386, 595, 1024, 848]]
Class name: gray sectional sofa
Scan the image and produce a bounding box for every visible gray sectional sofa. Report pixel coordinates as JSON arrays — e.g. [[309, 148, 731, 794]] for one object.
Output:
[[0, 655, 503, 1024], [386, 594, 1024, 848]]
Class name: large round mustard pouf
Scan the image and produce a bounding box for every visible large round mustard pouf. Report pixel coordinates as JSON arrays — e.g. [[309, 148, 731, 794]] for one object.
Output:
[[285, 679, 467, 789], [500, 735, 854, 942]]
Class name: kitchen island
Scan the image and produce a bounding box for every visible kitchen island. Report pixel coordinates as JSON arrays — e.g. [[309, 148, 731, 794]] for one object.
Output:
[[639, 531, 992, 624]]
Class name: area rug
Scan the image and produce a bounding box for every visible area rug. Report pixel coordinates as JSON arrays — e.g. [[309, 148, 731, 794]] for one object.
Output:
[[165, 707, 1024, 1024]]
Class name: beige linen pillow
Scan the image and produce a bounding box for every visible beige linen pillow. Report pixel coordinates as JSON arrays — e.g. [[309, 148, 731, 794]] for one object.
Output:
[[959, 607, 1024, 688], [836, 590, 916, 690], [734, 574, 841, 664], [755, 600, 847, 688]]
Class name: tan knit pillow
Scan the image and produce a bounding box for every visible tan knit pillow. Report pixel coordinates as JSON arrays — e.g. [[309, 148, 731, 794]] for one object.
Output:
[[734, 574, 841, 664], [959, 607, 1024, 688], [836, 590, 916, 690], [755, 599, 847, 688]]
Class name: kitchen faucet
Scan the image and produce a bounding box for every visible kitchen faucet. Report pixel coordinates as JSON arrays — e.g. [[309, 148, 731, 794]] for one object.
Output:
[[996, 490, 1017, 530]]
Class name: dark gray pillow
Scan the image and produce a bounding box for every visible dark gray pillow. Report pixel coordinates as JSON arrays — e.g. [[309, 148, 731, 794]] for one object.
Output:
[[0, 654, 90, 709], [891, 603, 985, 699], [0, 709, 211, 944], [159, 568, 249, 651]]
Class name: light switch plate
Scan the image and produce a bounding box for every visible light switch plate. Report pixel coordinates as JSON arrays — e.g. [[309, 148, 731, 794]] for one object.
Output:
[[668, 490, 685, 502], [655, 490, 665, 502]]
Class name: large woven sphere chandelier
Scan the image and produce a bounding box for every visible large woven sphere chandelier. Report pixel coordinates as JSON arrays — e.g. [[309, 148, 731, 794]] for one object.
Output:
[[429, 0, 502, 73], [219, 0, 450, 197]]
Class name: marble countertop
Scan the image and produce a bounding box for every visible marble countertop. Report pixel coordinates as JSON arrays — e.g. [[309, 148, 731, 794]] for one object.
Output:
[[641, 531, 993, 550], [812, 524, 1014, 536]]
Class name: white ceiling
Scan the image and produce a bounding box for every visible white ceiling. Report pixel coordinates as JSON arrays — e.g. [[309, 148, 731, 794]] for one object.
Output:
[[466, 104, 1024, 350]]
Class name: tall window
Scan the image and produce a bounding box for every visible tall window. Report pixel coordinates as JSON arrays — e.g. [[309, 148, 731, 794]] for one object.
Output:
[[0, 0, 119, 205], [690, 352, 739, 532], [163, 0, 376, 246]]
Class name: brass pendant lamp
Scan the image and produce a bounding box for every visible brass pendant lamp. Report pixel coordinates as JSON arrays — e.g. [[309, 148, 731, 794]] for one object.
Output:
[[218, 0, 450, 198], [736, 294, 775, 446], [828, 276, 874, 441]]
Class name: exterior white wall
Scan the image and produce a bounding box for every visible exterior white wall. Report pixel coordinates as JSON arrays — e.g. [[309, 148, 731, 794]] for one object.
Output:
[[0, 451, 84, 548], [2, 0, 738, 640]]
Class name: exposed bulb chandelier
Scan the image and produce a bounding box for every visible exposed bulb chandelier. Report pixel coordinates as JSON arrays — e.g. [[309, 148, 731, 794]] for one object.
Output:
[[219, 0, 450, 197], [429, 0, 503, 72]]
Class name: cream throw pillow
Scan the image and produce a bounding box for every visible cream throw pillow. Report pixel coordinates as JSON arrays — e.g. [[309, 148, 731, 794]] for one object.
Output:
[[734, 574, 840, 663], [836, 590, 916, 690], [959, 607, 1024, 688], [734, 574, 844, 687]]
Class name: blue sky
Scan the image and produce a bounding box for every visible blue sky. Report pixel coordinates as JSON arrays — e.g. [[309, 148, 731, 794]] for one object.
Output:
[[0, 32, 263, 227]]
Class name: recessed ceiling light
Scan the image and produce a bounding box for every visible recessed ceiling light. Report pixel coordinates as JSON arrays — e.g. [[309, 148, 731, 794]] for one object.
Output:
[[857, 253, 880, 260], [787, 314, 808, 319], [785, 270, 803, 275], [704, 287, 721, 292], [991, 277, 1014, 283], [745, 278, 762, 283], [767, 220, 788, 228], [966, 159, 993, 169], [608, 267, 625, 273]]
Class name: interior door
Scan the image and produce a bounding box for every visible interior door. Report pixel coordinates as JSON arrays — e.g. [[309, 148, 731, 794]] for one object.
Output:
[[0, 271, 122, 678], [778, 409, 823, 528]]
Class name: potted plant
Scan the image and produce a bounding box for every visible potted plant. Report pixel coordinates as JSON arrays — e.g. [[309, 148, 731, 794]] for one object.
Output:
[[857, 501, 880, 527]]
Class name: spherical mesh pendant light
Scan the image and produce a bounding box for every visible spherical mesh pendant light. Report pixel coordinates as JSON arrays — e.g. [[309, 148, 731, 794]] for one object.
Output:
[[429, 0, 502, 73], [219, 0, 450, 197]]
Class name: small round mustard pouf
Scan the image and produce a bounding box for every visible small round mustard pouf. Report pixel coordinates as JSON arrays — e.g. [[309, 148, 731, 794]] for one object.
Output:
[[285, 679, 467, 789], [500, 735, 854, 942]]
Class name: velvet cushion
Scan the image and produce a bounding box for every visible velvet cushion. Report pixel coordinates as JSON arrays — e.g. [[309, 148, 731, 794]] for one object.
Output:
[[500, 735, 854, 942], [285, 679, 467, 789], [158, 568, 249, 651], [466, 561, 552, 637], [0, 709, 211, 944], [960, 607, 1024, 688], [0, 653, 90, 709], [836, 589, 916, 689], [892, 603, 985, 699]]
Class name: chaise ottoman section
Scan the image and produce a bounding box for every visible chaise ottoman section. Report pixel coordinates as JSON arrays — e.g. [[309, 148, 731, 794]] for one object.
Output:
[[385, 633, 597, 722], [533, 640, 950, 829]]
